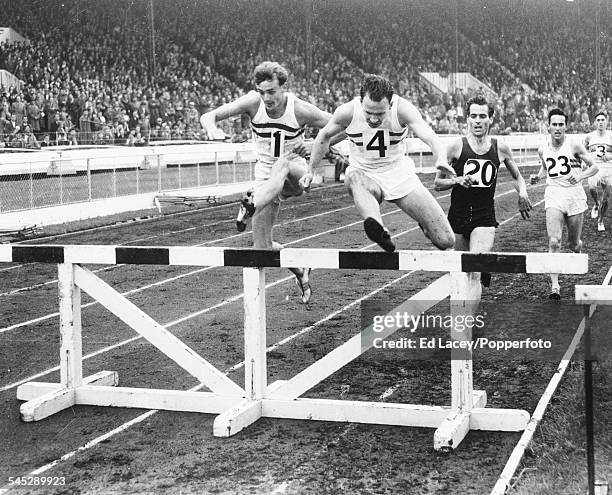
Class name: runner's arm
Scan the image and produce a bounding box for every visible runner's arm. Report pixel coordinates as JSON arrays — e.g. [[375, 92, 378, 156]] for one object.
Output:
[[499, 141, 532, 218], [200, 92, 259, 139], [398, 99, 455, 176], [434, 138, 463, 190], [573, 142, 599, 182], [301, 105, 351, 189]]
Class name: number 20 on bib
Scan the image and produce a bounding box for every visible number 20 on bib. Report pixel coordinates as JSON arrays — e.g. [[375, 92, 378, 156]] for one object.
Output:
[[464, 158, 497, 187]]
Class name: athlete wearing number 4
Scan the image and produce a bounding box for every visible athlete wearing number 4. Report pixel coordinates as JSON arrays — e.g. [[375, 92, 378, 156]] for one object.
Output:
[[302, 74, 455, 252], [530, 108, 598, 300], [200, 61, 339, 303], [584, 111, 612, 231], [434, 95, 531, 288]]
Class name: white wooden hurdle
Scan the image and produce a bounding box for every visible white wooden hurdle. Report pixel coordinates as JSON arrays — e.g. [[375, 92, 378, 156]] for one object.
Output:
[[0, 244, 588, 451]]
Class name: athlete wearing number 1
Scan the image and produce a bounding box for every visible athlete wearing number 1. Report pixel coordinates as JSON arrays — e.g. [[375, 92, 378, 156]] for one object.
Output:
[[530, 108, 598, 299], [434, 95, 531, 288], [200, 61, 339, 303], [303, 74, 455, 252]]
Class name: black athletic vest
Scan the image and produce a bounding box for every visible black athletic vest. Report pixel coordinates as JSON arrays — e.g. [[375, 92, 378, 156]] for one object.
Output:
[[450, 137, 500, 209]]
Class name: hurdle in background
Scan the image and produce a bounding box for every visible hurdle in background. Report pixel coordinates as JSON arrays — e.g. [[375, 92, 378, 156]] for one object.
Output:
[[0, 245, 587, 451], [575, 283, 612, 495]]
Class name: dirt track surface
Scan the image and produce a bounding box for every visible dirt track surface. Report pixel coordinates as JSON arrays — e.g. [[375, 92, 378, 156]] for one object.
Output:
[[1, 170, 610, 494]]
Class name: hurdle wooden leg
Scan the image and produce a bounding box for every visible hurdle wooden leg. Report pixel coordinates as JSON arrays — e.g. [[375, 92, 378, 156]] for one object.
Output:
[[21, 263, 82, 421], [213, 268, 267, 437], [434, 273, 479, 450]]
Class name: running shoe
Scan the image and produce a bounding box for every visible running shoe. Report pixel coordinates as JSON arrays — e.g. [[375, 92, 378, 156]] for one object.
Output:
[[295, 268, 312, 304], [598, 220, 605, 232], [549, 286, 561, 300], [591, 205, 599, 219], [236, 189, 255, 232], [364, 217, 395, 252]]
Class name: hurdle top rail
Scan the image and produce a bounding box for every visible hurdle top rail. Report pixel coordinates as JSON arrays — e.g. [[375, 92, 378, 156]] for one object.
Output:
[[0, 244, 588, 274]]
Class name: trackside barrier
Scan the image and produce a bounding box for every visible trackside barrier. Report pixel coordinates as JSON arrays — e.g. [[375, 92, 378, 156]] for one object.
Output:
[[575, 284, 612, 495], [0, 245, 588, 451]]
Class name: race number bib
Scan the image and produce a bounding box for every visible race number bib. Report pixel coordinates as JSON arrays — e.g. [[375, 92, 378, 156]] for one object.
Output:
[[270, 130, 285, 158], [363, 129, 389, 158], [545, 155, 572, 178], [463, 158, 497, 188]]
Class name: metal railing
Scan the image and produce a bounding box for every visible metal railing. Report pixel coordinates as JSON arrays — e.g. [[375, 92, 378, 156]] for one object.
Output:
[[0, 144, 256, 214]]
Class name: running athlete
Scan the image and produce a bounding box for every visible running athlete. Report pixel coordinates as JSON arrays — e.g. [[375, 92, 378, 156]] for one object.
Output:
[[302, 74, 455, 252], [434, 95, 532, 287], [530, 108, 598, 299], [200, 61, 337, 303], [584, 111, 612, 231]]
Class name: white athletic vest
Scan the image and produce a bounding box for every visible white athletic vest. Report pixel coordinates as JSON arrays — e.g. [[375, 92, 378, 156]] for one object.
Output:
[[542, 138, 582, 188], [345, 95, 409, 171], [250, 92, 305, 165], [585, 130, 612, 168]]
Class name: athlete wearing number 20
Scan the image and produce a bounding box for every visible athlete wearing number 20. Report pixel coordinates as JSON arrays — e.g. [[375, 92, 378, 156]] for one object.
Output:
[[435, 95, 531, 289], [435, 95, 531, 245]]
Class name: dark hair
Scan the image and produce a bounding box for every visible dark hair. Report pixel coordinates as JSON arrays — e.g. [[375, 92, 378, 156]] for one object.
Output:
[[253, 61, 289, 86], [466, 95, 494, 118], [548, 108, 567, 124], [359, 74, 394, 102], [594, 111, 608, 120]]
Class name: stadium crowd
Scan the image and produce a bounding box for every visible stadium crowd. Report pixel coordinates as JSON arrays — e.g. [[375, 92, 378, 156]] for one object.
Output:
[[0, 0, 610, 149]]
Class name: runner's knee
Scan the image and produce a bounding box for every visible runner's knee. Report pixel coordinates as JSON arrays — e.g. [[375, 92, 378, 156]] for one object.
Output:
[[432, 230, 455, 250], [425, 223, 454, 250], [549, 237, 561, 251]]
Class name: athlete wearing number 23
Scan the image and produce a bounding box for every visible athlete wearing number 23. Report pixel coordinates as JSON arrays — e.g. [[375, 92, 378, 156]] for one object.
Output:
[[303, 74, 455, 252], [530, 108, 598, 299], [435, 95, 531, 287]]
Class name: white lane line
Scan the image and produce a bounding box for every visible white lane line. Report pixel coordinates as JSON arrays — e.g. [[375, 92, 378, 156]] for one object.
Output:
[[0, 270, 417, 491]]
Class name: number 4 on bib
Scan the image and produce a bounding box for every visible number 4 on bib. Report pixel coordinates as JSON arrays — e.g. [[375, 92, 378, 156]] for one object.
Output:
[[366, 130, 388, 158]]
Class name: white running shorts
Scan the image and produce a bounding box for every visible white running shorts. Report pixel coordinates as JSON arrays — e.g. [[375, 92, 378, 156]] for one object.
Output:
[[345, 156, 422, 201], [544, 185, 588, 216]]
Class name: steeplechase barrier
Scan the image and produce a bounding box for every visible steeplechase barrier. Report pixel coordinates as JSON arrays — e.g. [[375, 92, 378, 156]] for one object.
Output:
[[1, 245, 588, 451]]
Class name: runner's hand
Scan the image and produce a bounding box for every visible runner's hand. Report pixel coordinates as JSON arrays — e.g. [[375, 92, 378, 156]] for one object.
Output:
[[455, 175, 477, 188], [300, 172, 314, 192], [435, 160, 457, 177], [292, 144, 310, 159], [208, 127, 226, 141], [519, 194, 532, 219]]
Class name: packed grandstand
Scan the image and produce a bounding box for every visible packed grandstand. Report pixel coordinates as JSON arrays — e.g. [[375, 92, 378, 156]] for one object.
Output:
[[0, 0, 610, 148]]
